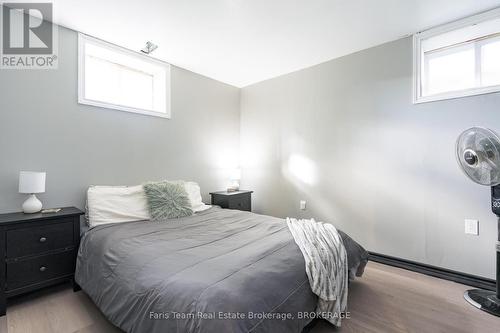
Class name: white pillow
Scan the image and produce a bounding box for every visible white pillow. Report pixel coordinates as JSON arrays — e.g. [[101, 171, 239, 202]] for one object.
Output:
[[184, 181, 211, 212], [87, 185, 150, 227]]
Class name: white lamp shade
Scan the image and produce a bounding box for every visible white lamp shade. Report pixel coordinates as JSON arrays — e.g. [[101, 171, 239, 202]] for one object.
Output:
[[19, 171, 46, 194]]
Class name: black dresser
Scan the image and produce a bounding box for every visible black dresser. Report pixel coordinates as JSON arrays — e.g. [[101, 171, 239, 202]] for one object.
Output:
[[0, 207, 84, 316], [210, 190, 253, 212]]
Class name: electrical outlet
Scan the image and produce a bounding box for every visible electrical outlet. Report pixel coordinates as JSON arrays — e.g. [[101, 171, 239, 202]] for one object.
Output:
[[300, 200, 306, 210], [464, 219, 479, 236]]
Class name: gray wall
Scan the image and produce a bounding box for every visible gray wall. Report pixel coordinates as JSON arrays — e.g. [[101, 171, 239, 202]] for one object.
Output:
[[240, 37, 500, 279], [0, 25, 240, 213]]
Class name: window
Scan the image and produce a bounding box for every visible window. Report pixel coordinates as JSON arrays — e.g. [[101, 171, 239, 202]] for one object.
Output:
[[413, 9, 500, 103], [78, 34, 171, 118]]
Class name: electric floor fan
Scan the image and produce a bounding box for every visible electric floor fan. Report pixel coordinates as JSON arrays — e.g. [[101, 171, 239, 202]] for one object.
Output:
[[456, 126, 500, 316]]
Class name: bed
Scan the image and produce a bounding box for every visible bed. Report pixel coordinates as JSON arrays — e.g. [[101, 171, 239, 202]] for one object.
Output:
[[75, 206, 368, 333]]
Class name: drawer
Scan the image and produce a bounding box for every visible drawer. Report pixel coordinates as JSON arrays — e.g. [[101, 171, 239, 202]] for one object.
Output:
[[6, 250, 74, 291], [6, 219, 74, 258], [211, 196, 226, 208], [228, 196, 251, 211]]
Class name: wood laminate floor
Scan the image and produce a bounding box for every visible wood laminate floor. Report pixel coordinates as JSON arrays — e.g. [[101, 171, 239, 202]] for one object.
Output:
[[1, 262, 499, 333]]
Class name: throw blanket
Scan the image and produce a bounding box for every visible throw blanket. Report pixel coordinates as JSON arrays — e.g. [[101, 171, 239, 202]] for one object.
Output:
[[286, 218, 348, 326]]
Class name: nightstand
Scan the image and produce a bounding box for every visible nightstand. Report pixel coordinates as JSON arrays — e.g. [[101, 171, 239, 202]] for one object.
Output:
[[210, 190, 253, 212], [0, 207, 84, 316]]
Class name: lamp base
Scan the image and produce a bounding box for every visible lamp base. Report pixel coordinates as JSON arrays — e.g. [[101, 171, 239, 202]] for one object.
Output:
[[22, 194, 42, 214], [464, 289, 500, 317], [227, 180, 240, 192]]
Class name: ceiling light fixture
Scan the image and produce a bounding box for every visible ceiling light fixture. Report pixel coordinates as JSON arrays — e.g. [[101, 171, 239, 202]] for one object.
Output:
[[141, 41, 158, 54]]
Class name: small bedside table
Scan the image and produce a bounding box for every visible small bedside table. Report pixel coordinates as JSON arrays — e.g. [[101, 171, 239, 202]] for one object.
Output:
[[210, 190, 253, 212], [0, 207, 84, 316]]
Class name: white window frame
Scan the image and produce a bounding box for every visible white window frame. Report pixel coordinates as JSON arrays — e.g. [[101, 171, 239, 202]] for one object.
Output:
[[78, 33, 171, 118], [413, 8, 500, 104]]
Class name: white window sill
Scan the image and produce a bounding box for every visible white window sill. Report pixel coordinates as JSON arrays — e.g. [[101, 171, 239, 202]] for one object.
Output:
[[78, 97, 171, 119], [413, 84, 500, 104]]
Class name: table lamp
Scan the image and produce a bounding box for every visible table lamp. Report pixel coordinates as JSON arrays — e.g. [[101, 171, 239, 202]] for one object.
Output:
[[19, 171, 46, 213], [227, 168, 241, 192]]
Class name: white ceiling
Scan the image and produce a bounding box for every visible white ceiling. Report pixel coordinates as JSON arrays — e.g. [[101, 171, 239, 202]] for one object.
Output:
[[52, 0, 500, 87]]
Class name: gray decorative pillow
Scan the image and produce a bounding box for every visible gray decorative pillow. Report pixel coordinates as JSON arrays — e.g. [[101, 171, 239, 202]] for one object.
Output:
[[143, 181, 193, 221]]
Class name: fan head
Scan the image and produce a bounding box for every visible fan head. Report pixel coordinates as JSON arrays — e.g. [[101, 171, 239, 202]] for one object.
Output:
[[456, 127, 500, 186]]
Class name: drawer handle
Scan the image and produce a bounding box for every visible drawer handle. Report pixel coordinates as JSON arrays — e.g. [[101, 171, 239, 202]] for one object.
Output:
[[39, 237, 47, 243], [39, 266, 47, 272]]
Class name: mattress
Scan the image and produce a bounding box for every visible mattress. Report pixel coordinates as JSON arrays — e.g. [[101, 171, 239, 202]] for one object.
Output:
[[75, 206, 368, 333]]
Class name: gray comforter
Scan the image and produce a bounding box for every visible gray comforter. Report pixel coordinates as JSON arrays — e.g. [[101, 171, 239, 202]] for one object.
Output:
[[75, 207, 367, 333]]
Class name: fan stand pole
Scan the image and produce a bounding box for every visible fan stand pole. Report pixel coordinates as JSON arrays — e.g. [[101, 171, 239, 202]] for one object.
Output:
[[463, 216, 500, 316], [497, 237, 500, 299], [497, 217, 500, 299]]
